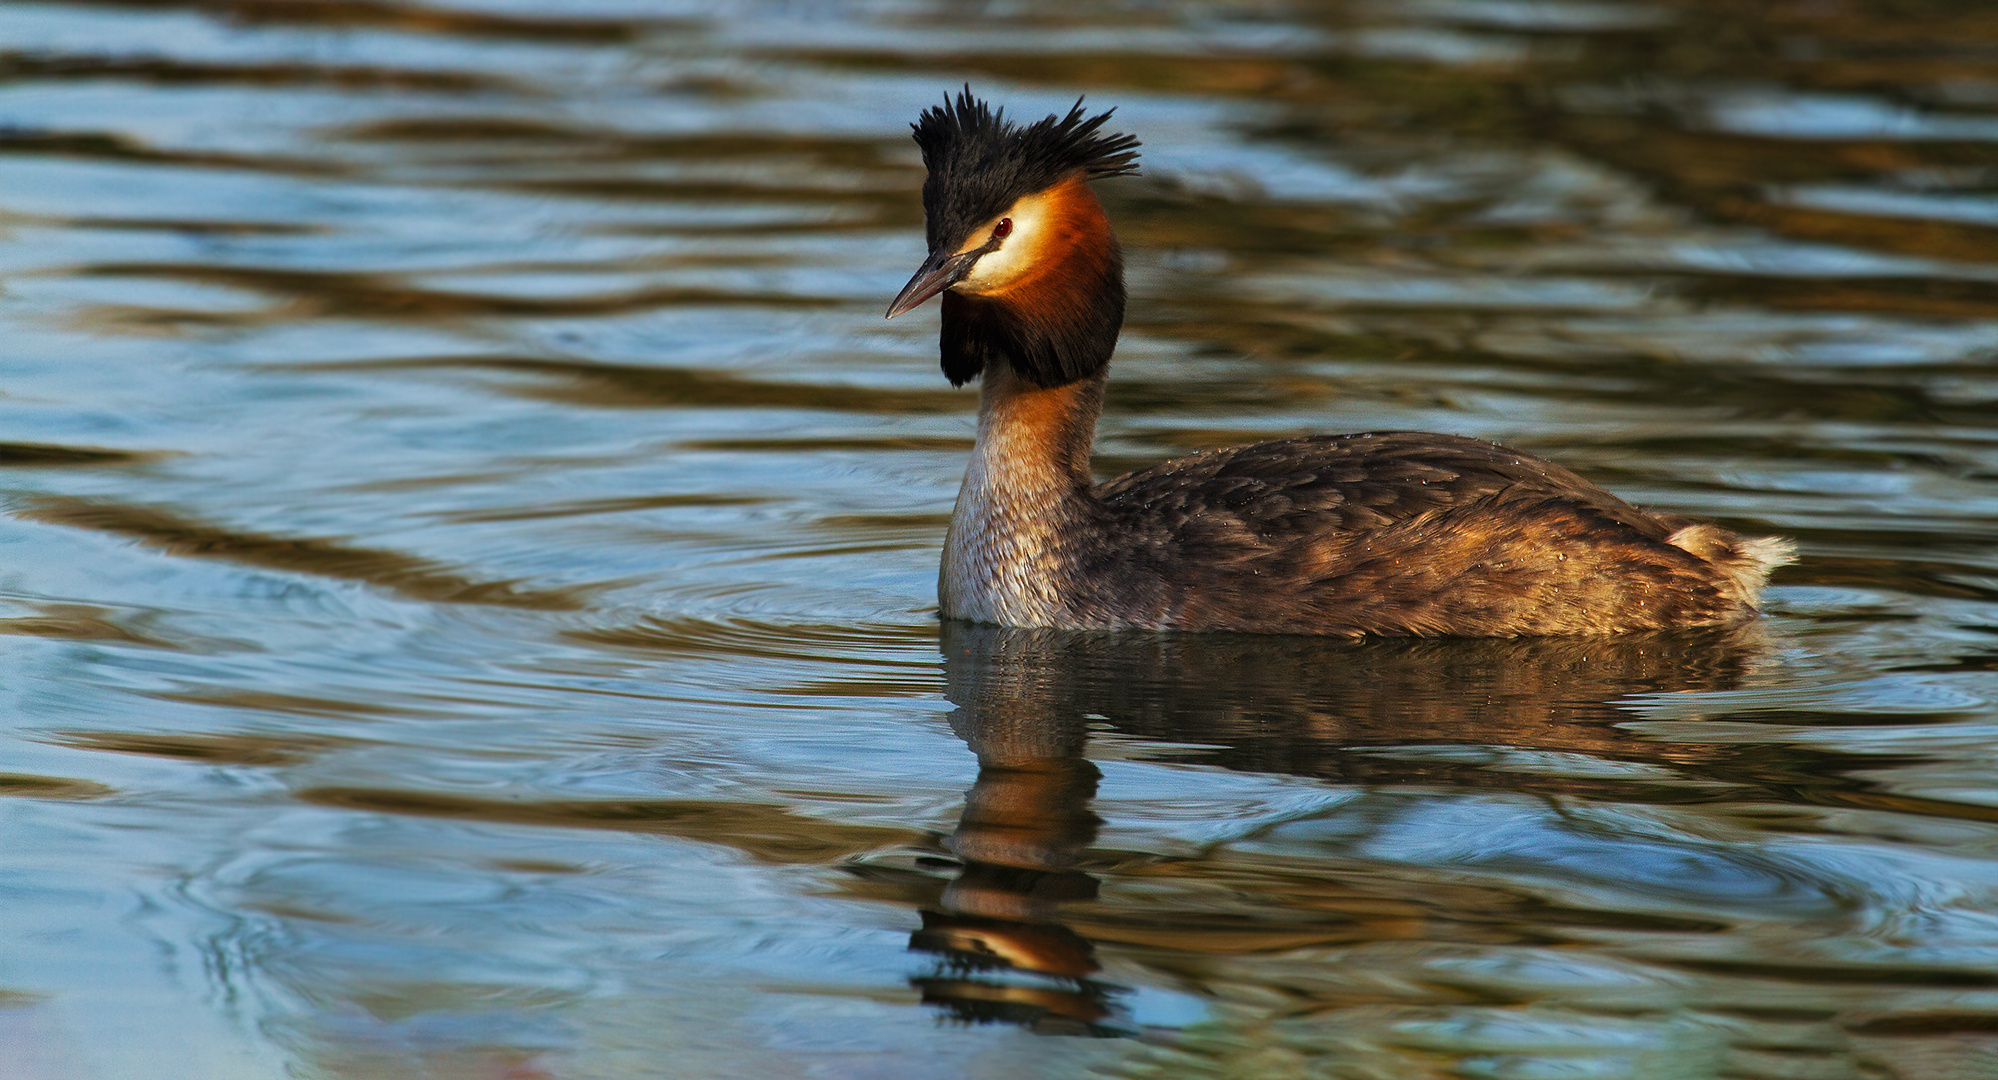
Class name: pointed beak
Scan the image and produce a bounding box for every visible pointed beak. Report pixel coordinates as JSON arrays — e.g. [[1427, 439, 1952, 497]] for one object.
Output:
[[885, 248, 982, 318]]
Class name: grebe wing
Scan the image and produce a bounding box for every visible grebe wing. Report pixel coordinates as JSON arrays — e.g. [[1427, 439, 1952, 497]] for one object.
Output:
[[1095, 430, 1674, 545], [1087, 431, 1762, 635]]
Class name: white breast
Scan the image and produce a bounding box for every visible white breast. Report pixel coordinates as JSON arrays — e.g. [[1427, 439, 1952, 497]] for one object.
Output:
[[939, 430, 1071, 626]]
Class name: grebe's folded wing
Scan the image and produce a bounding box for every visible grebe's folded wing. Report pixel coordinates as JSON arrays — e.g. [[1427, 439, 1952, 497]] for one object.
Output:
[[1095, 430, 1674, 547]]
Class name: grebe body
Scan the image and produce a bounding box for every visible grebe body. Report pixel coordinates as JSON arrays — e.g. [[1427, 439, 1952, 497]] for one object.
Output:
[[889, 92, 1792, 637]]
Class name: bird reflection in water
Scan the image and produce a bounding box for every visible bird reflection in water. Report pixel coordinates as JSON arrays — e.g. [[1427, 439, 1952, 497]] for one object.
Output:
[[910, 621, 1773, 1036], [916, 630, 1112, 1034]]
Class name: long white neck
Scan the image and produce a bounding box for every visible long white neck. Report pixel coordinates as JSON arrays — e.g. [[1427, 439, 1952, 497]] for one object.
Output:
[[940, 363, 1104, 626]]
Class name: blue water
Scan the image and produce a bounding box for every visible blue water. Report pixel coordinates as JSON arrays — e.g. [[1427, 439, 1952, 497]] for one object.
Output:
[[5, 1, 1998, 1077]]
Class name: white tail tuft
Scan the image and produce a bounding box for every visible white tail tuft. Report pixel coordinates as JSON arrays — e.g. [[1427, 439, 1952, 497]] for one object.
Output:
[[1666, 524, 1797, 609]]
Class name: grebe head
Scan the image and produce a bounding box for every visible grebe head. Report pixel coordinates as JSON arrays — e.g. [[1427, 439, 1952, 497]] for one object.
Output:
[[886, 89, 1140, 388]]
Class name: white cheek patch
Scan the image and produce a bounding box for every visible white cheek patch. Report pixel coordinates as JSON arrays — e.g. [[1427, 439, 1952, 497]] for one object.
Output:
[[951, 191, 1057, 295]]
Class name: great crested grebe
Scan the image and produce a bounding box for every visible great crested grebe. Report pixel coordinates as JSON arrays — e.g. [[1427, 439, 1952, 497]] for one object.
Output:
[[886, 90, 1794, 636]]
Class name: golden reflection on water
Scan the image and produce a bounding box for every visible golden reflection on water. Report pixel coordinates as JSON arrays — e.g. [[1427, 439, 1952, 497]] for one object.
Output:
[[23, 495, 591, 610], [919, 623, 1998, 1073]]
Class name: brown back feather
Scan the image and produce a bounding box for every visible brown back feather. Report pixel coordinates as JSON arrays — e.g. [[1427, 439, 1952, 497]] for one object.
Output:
[[1075, 432, 1772, 636]]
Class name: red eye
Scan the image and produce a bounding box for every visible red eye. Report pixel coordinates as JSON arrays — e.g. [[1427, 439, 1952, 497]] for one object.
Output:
[[992, 218, 1012, 240]]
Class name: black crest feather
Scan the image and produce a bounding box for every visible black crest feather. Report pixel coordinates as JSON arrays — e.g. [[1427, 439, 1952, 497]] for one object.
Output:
[[911, 87, 1140, 252]]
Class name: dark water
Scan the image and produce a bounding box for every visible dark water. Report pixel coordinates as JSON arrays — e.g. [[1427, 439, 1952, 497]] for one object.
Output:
[[5, 1, 1998, 1076]]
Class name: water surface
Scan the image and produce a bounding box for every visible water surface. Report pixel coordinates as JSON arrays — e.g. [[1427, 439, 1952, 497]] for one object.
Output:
[[6, 1, 1998, 1077]]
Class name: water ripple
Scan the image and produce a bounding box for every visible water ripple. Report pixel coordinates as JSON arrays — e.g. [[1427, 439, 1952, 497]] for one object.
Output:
[[4, 0, 1998, 1076]]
